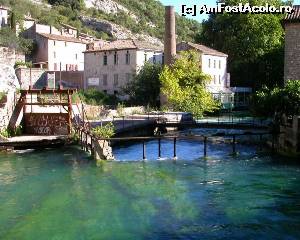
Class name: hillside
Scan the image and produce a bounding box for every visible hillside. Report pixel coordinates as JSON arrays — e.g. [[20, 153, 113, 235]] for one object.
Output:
[[0, 0, 202, 46]]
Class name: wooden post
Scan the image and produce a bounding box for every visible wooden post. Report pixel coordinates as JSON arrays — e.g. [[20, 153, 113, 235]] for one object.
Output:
[[158, 137, 161, 158], [68, 92, 72, 135], [29, 67, 32, 89], [122, 116, 125, 128], [59, 62, 62, 89], [232, 135, 236, 154], [173, 137, 177, 159], [204, 136, 207, 157], [143, 141, 146, 160]]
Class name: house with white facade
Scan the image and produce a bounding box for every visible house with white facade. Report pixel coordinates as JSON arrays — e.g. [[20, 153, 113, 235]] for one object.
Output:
[[84, 39, 163, 95], [23, 23, 93, 71], [0, 6, 9, 28], [177, 42, 230, 93]]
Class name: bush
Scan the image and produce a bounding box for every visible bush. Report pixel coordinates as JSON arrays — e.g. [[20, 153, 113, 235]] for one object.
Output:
[[73, 88, 118, 106], [92, 122, 115, 138], [251, 80, 300, 118]]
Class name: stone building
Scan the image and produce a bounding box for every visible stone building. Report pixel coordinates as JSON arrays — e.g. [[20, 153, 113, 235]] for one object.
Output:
[[177, 42, 230, 94], [283, 5, 300, 82], [0, 6, 9, 28], [84, 39, 163, 95]]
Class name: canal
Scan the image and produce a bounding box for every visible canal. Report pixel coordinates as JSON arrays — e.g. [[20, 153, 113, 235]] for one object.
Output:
[[0, 130, 300, 239]]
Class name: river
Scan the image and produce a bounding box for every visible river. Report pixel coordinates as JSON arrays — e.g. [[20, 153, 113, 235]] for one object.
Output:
[[0, 130, 300, 239]]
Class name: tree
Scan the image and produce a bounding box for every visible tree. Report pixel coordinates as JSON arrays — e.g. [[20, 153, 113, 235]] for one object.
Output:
[[159, 51, 220, 118], [48, 0, 85, 11], [251, 80, 300, 118], [198, 0, 287, 89], [122, 63, 162, 107]]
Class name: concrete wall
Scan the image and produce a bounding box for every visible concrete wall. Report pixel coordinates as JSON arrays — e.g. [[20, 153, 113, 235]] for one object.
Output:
[[0, 47, 25, 66], [53, 71, 84, 89], [15, 68, 47, 89], [284, 23, 300, 82]]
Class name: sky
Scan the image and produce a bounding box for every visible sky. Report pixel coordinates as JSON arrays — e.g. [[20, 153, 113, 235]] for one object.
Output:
[[159, 0, 300, 22]]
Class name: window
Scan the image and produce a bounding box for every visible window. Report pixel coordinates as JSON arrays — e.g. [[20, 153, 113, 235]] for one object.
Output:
[[114, 90, 118, 95], [75, 54, 78, 60], [114, 74, 119, 86], [104, 90, 107, 94], [126, 51, 130, 65], [103, 53, 108, 66], [219, 75, 221, 84], [54, 63, 57, 71], [53, 41, 56, 46], [103, 74, 108, 86], [153, 55, 156, 64], [213, 75, 216, 84], [65, 42, 67, 47], [144, 53, 147, 62], [208, 59, 211, 68], [114, 52, 118, 65], [214, 60, 216, 68], [219, 60, 221, 69], [126, 73, 131, 83], [53, 51, 56, 58]]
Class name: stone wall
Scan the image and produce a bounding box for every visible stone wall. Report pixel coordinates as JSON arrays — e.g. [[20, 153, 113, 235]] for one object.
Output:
[[284, 23, 300, 82], [0, 47, 25, 67]]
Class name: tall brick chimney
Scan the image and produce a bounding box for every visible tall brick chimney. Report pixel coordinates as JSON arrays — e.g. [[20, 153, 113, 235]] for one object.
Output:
[[164, 6, 176, 65]]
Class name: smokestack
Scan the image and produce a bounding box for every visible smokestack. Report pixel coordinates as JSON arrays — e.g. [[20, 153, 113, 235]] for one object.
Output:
[[164, 6, 176, 65]]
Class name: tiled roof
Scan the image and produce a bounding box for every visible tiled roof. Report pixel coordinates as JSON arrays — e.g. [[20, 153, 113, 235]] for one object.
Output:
[[179, 42, 228, 57], [284, 5, 300, 22], [0, 5, 10, 10], [85, 39, 163, 52], [37, 33, 84, 44]]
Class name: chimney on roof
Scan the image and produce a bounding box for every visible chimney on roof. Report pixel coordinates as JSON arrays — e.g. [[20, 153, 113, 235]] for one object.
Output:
[[164, 6, 176, 65]]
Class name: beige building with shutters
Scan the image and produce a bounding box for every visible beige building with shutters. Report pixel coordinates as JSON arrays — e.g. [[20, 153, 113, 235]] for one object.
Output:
[[84, 39, 163, 95]]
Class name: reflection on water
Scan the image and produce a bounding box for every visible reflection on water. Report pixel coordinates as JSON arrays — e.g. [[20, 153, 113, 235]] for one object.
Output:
[[0, 140, 300, 239]]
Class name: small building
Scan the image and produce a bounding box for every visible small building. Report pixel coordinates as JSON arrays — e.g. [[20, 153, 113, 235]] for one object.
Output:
[[84, 39, 163, 95], [283, 5, 300, 82], [177, 41, 234, 108], [0, 6, 9, 28], [23, 23, 87, 71], [177, 42, 230, 93]]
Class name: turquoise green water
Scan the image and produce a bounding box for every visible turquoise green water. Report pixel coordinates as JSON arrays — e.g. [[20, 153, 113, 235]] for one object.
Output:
[[0, 141, 300, 239]]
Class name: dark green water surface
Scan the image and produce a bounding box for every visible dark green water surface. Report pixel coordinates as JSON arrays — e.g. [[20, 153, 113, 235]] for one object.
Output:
[[0, 139, 300, 239]]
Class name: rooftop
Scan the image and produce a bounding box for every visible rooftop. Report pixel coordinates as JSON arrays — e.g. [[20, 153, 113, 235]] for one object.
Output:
[[37, 33, 85, 44], [85, 39, 164, 53], [0, 5, 10, 10], [284, 5, 300, 22], [178, 42, 228, 57]]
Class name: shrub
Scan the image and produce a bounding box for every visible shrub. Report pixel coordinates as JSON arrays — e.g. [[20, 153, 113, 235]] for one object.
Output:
[[92, 122, 115, 138], [73, 88, 118, 106]]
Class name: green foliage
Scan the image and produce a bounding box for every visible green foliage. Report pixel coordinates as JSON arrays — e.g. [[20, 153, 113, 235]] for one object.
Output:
[[14, 61, 33, 68], [73, 88, 118, 106], [122, 63, 162, 107], [159, 51, 220, 118], [0, 126, 23, 138], [198, 0, 286, 88], [0, 27, 34, 53], [92, 122, 115, 138], [48, 0, 85, 11], [0, 91, 7, 102], [116, 103, 125, 116], [251, 80, 300, 117]]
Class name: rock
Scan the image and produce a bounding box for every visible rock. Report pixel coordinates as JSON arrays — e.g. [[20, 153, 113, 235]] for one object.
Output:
[[0, 64, 20, 92], [80, 16, 163, 46]]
